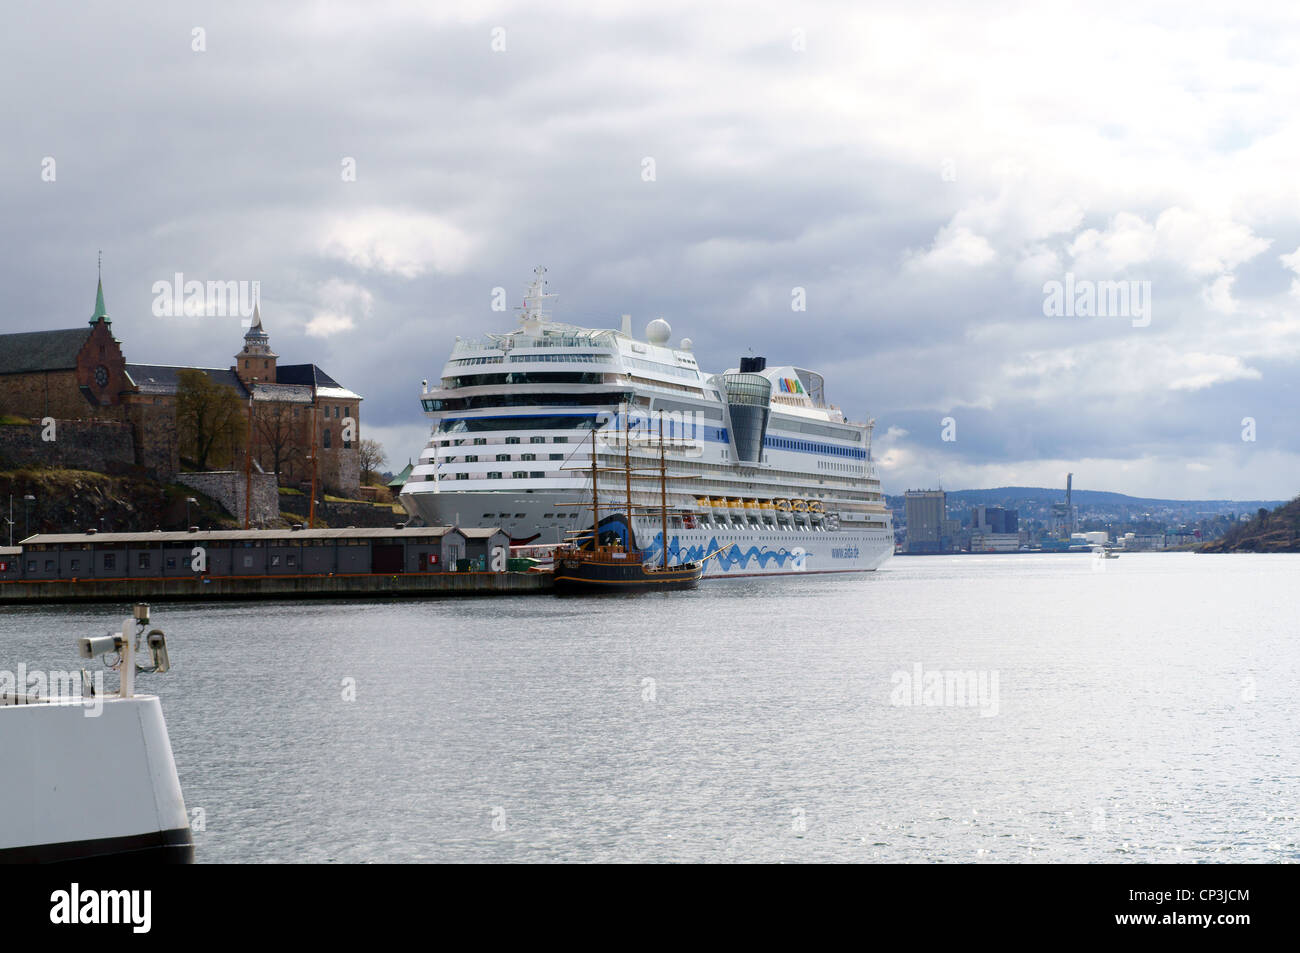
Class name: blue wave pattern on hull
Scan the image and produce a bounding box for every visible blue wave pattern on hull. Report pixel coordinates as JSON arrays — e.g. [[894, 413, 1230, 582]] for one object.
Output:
[[646, 532, 802, 572], [595, 518, 883, 574]]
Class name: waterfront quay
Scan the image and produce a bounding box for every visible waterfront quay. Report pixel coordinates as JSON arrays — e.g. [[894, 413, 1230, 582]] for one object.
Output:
[[0, 525, 552, 604]]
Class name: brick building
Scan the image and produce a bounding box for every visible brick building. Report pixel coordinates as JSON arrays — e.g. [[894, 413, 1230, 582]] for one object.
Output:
[[0, 275, 362, 494], [0, 279, 130, 419]]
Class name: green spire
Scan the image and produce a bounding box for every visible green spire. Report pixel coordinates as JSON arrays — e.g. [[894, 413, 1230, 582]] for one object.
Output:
[[91, 251, 110, 325]]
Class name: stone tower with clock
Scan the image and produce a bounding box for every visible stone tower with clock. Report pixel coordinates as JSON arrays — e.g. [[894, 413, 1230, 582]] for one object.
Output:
[[233, 302, 277, 387]]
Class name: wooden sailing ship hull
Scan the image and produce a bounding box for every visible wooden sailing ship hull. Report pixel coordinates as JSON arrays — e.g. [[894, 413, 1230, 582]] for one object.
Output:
[[552, 555, 702, 591]]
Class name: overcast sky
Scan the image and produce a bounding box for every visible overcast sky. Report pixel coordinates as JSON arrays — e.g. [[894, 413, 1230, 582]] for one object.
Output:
[[4, 1, 1298, 499]]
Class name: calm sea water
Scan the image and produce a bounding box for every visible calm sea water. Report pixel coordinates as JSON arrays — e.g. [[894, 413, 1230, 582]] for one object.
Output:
[[4, 553, 1297, 863]]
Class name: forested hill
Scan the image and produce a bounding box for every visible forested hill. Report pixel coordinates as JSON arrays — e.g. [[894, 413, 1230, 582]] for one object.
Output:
[[1200, 497, 1300, 553]]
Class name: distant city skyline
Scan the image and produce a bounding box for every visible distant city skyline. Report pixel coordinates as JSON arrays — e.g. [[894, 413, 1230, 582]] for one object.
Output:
[[4, 2, 1297, 499]]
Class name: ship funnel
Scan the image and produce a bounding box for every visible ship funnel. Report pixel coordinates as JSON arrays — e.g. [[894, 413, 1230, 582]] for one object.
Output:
[[720, 369, 772, 464]]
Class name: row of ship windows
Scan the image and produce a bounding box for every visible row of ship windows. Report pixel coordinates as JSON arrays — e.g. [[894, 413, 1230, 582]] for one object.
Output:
[[765, 436, 866, 459], [616, 454, 870, 493], [621, 356, 701, 380], [417, 473, 884, 509], [430, 419, 862, 460], [428, 406, 861, 442], [417, 441, 874, 490], [625, 375, 705, 396], [691, 523, 885, 533], [426, 447, 873, 486], [448, 353, 619, 368], [448, 354, 696, 379], [441, 453, 566, 462], [695, 527, 838, 537], [433, 436, 570, 446], [483, 512, 580, 519], [512, 353, 610, 364]]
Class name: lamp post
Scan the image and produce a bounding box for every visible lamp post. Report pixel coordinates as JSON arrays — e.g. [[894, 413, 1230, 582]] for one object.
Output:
[[244, 381, 257, 529], [185, 496, 197, 528], [23, 494, 34, 540]]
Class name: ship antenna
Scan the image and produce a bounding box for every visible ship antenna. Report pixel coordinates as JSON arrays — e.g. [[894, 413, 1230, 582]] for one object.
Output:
[[518, 265, 557, 325]]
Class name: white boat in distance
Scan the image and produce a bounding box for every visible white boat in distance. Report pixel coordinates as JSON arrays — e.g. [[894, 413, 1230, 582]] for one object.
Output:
[[399, 268, 893, 577]]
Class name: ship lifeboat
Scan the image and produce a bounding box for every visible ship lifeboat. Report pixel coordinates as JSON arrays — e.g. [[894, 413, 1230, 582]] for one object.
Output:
[[774, 499, 792, 512], [808, 501, 824, 514], [792, 500, 808, 513], [743, 499, 759, 510]]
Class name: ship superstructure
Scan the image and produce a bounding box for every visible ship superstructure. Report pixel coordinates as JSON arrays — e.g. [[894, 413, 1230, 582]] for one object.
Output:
[[399, 268, 893, 576]]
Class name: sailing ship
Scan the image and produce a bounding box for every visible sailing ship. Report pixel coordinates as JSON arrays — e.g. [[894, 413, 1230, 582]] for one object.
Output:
[[552, 415, 708, 592]]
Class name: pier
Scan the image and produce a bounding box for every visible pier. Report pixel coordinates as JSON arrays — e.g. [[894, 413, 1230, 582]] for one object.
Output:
[[0, 526, 554, 603]]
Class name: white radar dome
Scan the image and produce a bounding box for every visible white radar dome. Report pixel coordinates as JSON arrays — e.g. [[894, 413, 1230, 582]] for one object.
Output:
[[680, 338, 693, 351], [646, 318, 672, 344]]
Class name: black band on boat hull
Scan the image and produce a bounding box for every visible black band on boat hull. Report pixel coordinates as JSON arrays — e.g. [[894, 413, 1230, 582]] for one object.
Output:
[[0, 827, 194, 864]]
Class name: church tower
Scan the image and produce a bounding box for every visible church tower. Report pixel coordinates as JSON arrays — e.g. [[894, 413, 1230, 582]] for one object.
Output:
[[234, 301, 277, 386], [90, 252, 111, 327]]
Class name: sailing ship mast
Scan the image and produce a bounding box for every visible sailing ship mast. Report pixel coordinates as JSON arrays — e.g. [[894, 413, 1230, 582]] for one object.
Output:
[[625, 405, 633, 547], [589, 427, 599, 550], [659, 415, 668, 569]]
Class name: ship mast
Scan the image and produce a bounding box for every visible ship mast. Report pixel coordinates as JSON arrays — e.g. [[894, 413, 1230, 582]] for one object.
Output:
[[590, 427, 599, 551], [624, 404, 632, 551], [659, 414, 668, 570]]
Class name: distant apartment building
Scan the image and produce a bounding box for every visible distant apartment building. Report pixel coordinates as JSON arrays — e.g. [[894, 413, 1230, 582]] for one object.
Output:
[[905, 489, 948, 553], [970, 504, 1018, 535]]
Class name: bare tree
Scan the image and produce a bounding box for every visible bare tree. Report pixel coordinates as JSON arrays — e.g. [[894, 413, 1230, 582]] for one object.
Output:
[[253, 400, 302, 482], [358, 438, 387, 485], [176, 369, 243, 470]]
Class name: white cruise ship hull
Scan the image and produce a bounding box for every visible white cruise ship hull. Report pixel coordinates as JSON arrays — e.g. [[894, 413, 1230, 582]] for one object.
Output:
[[401, 488, 892, 576]]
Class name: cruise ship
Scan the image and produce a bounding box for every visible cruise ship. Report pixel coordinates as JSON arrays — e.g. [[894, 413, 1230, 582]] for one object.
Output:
[[399, 268, 893, 576]]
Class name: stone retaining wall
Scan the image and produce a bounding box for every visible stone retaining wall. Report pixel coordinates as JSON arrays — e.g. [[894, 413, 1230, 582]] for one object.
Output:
[[176, 471, 279, 525]]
